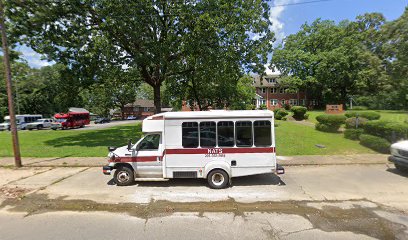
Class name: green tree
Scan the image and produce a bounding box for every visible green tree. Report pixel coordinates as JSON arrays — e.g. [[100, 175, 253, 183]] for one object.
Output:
[[272, 15, 387, 108], [7, 0, 273, 113]]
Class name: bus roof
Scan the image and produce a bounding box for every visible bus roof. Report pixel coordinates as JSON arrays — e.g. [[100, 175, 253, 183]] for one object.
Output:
[[147, 110, 274, 120]]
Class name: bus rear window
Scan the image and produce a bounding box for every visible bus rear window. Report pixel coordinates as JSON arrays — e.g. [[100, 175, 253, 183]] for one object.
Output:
[[236, 121, 252, 147], [182, 122, 199, 148], [254, 121, 272, 146]]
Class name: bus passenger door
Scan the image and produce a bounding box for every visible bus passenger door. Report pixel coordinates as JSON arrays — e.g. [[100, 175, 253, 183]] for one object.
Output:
[[133, 134, 163, 178]]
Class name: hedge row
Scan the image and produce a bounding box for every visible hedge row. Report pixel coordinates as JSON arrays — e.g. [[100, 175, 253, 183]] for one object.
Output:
[[363, 120, 408, 142], [344, 129, 364, 140], [359, 134, 391, 154], [315, 114, 346, 132], [345, 111, 381, 120], [345, 117, 368, 129]]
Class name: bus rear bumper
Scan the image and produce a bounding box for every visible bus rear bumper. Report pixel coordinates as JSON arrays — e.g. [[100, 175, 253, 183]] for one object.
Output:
[[276, 164, 285, 174]]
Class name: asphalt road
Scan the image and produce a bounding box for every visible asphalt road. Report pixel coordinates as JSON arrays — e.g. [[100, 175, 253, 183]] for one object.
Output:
[[0, 164, 408, 239], [74, 120, 141, 131]]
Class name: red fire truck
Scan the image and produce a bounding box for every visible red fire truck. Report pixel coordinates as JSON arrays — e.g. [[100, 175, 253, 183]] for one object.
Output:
[[52, 111, 90, 130]]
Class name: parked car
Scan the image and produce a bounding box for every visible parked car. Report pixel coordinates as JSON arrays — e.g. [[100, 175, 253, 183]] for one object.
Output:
[[389, 140, 408, 172], [26, 119, 54, 130], [126, 116, 138, 120], [94, 118, 110, 124]]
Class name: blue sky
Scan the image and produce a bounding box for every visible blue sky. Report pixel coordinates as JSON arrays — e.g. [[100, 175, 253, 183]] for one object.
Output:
[[17, 0, 408, 68]]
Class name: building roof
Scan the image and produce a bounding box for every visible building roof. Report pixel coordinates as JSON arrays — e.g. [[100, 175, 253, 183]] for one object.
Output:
[[252, 74, 281, 87], [125, 99, 155, 108]]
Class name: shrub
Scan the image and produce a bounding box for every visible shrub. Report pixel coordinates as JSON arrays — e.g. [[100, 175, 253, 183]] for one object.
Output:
[[363, 120, 408, 142], [344, 129, 364, 140], [259, 104, 267, 110], [345, 111, 381, 120], [304, 113, 309, 120], [359, 134, 391, 153], [351, 106, 368, 110], [345, 117, 368, 129], [315, 123, 339, 132], [291, 106, 308, 120], [283, 103, 291, 110], [274, 108, 288, 120], [281, 117, 287, 121], [315, 114, 346, 132]]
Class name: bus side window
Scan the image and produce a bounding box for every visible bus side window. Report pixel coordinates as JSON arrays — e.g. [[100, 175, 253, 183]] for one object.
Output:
[[254, 121, 272, 147], [182, 122, 199, 148], [217, 121, 234, 147], [200, 122, 216, 147], [236, 121, 252, 147]]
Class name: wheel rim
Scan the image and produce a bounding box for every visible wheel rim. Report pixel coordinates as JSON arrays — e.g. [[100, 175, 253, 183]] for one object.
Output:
[[211, 173, 225, 186], [117, 171, 130, 183]]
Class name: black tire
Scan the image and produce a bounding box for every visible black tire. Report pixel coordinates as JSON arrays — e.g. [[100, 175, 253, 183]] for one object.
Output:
[[28, 128, 33, 131], [395, 164, 408, 172], [114, 166, 135, 186], [37, 125, 43, 130], [207, 169, 229, 189]]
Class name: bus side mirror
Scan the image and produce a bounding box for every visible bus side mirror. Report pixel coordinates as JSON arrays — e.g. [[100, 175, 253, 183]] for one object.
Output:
[[127, 139, 132, 151]]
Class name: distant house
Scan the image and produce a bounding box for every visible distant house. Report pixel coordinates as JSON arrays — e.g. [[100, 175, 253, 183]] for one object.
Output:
[[253, 74, 317, 110], [114, 99, 172, 119]]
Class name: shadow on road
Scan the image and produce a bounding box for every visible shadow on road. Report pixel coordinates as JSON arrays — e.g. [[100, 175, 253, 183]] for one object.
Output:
[[106, 173, 285, 188], [44, 125, 142, 148], [386, 167, 408, 178]]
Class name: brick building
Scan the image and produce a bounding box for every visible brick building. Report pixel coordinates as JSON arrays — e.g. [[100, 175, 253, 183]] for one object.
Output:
[[114, 99, 172, 119], [253, 74, 316, 110]]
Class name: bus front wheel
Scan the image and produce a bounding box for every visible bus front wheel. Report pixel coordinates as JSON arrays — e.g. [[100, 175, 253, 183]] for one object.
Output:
[[207, 169, 229, 189]]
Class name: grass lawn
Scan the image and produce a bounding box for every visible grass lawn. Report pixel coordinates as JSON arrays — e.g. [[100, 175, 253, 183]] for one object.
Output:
[[0, 124, 143, 158], [275, 121, 374, 155], [0, 121, 374, 157]]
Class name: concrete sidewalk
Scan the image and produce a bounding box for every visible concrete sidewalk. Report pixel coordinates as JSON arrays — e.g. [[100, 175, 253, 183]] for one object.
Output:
[[0, 153, 388, 167]]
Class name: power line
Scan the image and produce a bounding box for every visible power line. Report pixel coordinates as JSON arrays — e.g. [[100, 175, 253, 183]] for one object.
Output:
[[272, 0, 335, 8]]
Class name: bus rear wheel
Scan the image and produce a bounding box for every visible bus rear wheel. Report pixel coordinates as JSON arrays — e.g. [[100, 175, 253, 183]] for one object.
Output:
[[207, 169, 229, 189]]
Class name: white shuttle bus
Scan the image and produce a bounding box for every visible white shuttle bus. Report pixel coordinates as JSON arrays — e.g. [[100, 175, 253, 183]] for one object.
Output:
[[103, 110, 284, 189], [0, 114, 42, 131]]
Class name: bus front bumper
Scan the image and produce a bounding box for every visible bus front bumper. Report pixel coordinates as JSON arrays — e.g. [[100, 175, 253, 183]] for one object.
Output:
[[103, 165, 113, 175]]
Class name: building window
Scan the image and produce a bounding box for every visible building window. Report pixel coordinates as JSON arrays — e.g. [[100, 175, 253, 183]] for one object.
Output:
[[281, 99, 286, 105], [217, 121, 234, 147], [266, 78, 276, 84], [254, 121, 272, 147], [236, 121, 252, 147], [182, 122, 199, 148], [270, 99, 278, 106], [270, 87, 277, 93], [300, 99, 306, 106], [144, 107, 150, 112], [289, 99, 298, 106], [279, 88, 285, 94], [260, 88, 266, 94], [310, 100, 318, 106], [260, 99, 266, 105]]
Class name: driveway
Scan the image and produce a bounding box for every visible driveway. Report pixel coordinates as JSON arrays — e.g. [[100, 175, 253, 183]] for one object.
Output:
[[73, 120, 141, 131]]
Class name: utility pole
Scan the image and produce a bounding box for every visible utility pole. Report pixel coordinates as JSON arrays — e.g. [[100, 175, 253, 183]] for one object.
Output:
[[0, 1, 22, 167]]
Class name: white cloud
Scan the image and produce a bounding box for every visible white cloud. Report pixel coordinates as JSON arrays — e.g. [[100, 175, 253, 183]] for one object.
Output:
[[15, 44, 54, 68], [269, 0, 299, 45]]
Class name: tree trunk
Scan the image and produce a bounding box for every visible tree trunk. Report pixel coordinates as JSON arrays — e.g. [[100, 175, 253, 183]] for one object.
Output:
[[120, 105, 125, 120], [153, 84, 161, 113]]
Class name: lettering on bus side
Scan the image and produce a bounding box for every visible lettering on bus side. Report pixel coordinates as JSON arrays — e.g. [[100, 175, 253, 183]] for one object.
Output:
[[205, 148, 225, 158]]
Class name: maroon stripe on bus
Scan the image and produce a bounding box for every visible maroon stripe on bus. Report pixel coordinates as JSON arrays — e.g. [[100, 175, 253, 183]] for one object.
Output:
[[165, 147, 275, 154], [119, 156, 157, 162]]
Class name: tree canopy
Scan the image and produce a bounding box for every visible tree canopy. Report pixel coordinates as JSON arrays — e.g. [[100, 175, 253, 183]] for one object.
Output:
[[7, 0, 274, 113]]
